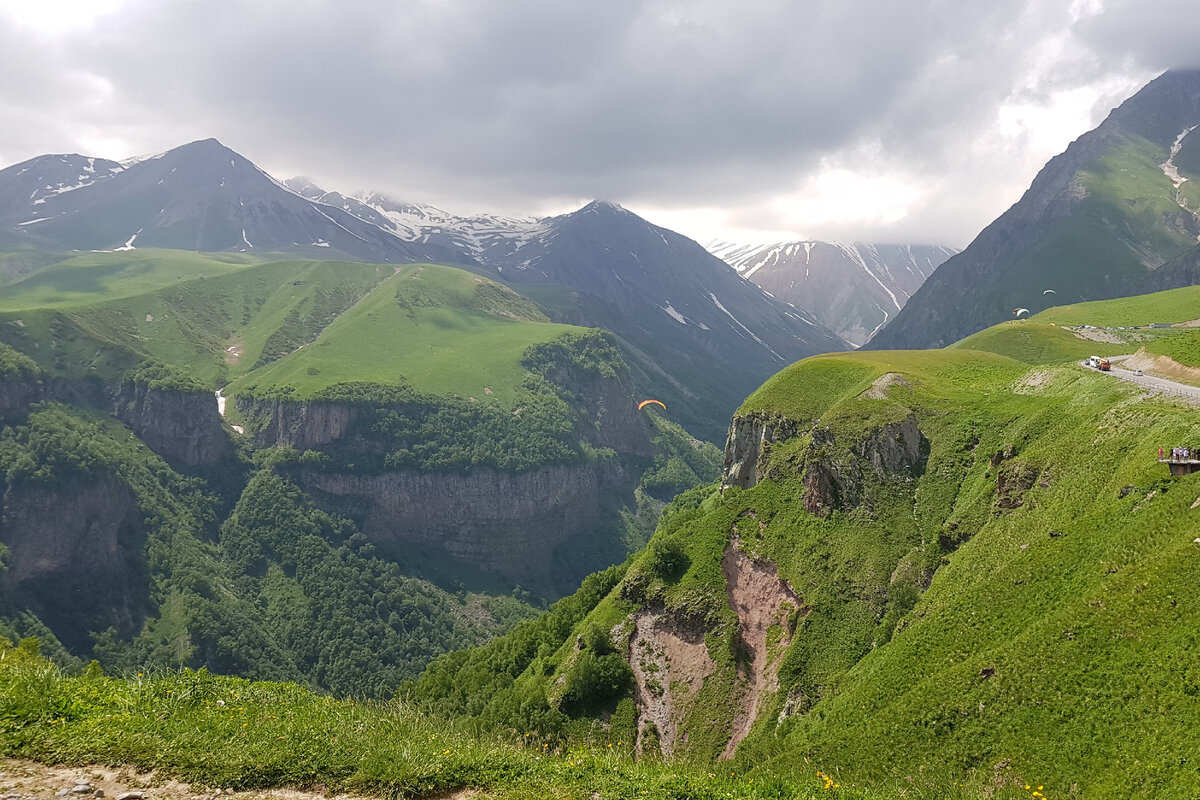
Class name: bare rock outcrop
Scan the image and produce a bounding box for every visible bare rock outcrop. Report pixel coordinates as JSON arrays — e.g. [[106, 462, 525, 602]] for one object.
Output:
[[628, 608, 716, 757], [0, 376, 45, 418], [626, 536, 803, 760], [718, 538, 804, 758], [804, 414, 929, 517], [304, 460, 626, 589], [113, 382, 234, 467], [721, 412, 801, 491], [236, 397, 359, 451], [0, 476, 148, 649]]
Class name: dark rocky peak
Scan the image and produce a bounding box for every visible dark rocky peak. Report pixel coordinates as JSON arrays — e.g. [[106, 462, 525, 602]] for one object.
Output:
[[1106, 68, 1200, 145], [117, 137, 280, 196], [0, 152, 124, 216]]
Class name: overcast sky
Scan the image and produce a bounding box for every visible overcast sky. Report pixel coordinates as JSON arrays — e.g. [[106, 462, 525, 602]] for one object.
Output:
[[1, 0, 1198, 247]]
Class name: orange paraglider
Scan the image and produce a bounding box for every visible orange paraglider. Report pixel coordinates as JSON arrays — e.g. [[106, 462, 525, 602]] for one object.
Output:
[[637, 399, 666, 411]]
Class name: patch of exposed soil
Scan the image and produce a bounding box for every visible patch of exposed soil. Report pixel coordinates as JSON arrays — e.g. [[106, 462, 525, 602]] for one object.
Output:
[[223, 343, 243, 365], [0, 759, 446, 800], [718, 537, 805, 759], [628, 610, 716, 757], [859, 372, 910, 399], [1014, 369, 1052, 391], [1070, 328, 1129, 344]]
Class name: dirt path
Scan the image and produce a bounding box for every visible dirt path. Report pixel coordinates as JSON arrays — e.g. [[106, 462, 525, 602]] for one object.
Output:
[[0, 759, 477, 800]]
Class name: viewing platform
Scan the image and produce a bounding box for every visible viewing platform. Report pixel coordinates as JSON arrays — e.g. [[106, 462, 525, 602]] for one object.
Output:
[[1159, 456, 1200, 476]]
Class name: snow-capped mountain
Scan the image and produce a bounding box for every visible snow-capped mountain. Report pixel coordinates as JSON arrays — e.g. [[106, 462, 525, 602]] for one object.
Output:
[[285, 180, 553, 269], [707, 240, 958, 346]]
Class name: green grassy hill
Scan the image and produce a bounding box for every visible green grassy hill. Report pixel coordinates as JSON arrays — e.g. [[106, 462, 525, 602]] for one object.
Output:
[[0, 253, 578, 405], [407, 304, 1200, 797], [0, 251, 724, 686], [10, 285, 1200, 798], [226, 264, 576, 405]]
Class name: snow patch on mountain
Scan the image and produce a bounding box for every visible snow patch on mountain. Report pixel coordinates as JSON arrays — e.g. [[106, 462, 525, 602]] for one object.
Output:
[[709, 292, 781, 360], [661, 302, 688, 325]]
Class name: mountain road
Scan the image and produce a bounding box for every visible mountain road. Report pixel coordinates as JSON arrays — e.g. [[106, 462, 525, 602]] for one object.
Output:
[[1084, 357, 1200, 406]]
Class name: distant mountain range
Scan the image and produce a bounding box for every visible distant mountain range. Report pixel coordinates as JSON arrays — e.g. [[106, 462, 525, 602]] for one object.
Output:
[[0, 140, 456, 264], [706, 240, 957, 346], [870, 68, 1200, 350], [0, 140, 848, 439], [288, 182, 854, 438]]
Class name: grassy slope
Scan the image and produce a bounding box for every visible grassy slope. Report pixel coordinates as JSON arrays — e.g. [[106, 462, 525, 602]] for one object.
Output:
[[226, 264, 578, 405], [11, 286, 1200, 798], [732, 307, 1200, 796], [462, 297, 1200, 796], [1031, 285, 1200, 370], [0, 250, 258, 311], [1035, 284, 1200, 327], [0, 253, 583, 405], [947, 322, 1098, 364], [735, 352, 1200, 797]]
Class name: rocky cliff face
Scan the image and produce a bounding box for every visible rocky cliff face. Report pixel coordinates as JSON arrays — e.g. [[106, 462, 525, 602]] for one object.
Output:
[[721, 412, 801, 491], [113, 382, 234, 467], [803, 415, 928, 517], [721, 406, 928, 515], [236, 396, 360, 451], [539, 360, 656, 459], [0, 376, 45, 418], [304, 461, 626, 590], [233, 366, 652, 594], [0, 475, 149, 651]]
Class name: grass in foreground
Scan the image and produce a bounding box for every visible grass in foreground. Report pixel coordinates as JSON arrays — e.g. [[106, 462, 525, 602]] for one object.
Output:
[[0, 645, 840, 800], [0, 642, 1041, 800]]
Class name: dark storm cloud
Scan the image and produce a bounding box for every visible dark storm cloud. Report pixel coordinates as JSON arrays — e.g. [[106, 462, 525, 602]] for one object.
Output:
[[1, 0, 1198, 243]]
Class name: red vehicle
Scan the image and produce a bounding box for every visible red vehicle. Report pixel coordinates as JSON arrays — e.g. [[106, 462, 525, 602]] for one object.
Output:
[[1098, 358, 1111, 371]]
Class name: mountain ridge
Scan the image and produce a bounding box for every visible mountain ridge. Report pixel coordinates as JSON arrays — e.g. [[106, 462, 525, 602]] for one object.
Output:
[[868, 68, 1200, 350], [707, 239, 958, 345]]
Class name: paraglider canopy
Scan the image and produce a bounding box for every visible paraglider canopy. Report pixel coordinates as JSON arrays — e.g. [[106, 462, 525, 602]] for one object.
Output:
[[1013, 307, 1030, 317], [638, 399, 666, 411], [1043, 289, 1056, 295]]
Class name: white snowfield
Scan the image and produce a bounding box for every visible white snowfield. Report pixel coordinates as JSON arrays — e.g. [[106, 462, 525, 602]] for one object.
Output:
[[350, 193, 553, 263]]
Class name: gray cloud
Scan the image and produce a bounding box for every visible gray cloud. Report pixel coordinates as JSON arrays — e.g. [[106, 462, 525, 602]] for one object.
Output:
[[0, 0, 1196, 245]]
